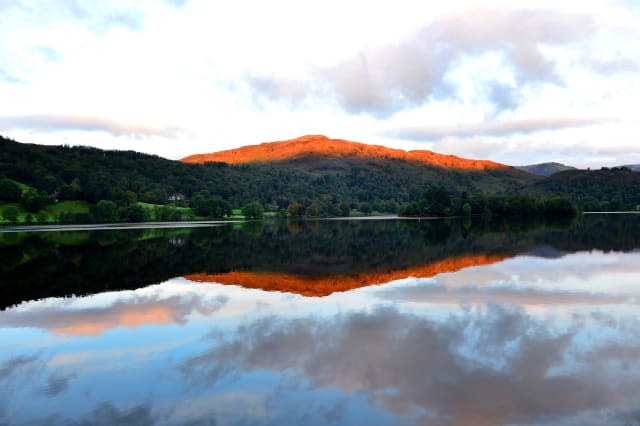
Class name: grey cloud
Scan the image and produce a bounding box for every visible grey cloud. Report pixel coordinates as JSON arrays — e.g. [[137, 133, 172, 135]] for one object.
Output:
[[0, 354, 41, 379], [0, 115, 183, 139], [375, 282, 636, 307], [246, 8, 594, 116], [70, 402, 154, 426], [244, 73, 309, 105], [386, 117, 617, 141], [587, 56, 640, 74], [182, 305, 640, 425], [38, 372, 74, 397], [484, 81, 522, 112]]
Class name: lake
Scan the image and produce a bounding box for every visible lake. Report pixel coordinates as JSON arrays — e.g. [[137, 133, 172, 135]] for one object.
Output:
[[2, 215, 640, 425]]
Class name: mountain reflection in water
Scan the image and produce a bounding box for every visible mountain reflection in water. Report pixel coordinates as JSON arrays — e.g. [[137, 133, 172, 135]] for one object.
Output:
[[2, 215, 640, 425]]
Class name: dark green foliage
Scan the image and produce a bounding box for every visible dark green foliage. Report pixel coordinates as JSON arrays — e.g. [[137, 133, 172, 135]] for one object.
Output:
[[531, 168, 640, 211], [191, 190, 232, 218], [156, 205, 183, 221], [3, 206, 19, 223], [424, 186, 452, 215], [93, 200, 120, 223], [0, 179, 22, 202], [359, 202, 372, 215], [20, 188, 49, 212], [339, 202, 350, 217], [242, 202, 264, 219], [119, 204, 147, 222], [0, 136, 533, 213], [2, 135, 638, 219], [305, 202, 319, 217], [400, 192, 579, 218]]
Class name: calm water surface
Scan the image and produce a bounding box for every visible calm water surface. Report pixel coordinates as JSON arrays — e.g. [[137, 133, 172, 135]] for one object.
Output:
[[1, 215, 640, 425]]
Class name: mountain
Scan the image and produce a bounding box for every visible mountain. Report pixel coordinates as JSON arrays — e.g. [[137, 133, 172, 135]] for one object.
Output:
[[5, 134, 640, 214], [181, 135, 507, 171], [184, 254, 506, 297], [0, 135, 535, 212], [516, 162, 577, 177]]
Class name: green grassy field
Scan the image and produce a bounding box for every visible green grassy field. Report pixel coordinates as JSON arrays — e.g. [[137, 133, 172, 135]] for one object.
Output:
[[1, 198, 280, 225], [8, 179, 33, 191], [137, 201, 198, 221], [0, 200, 91, 224]]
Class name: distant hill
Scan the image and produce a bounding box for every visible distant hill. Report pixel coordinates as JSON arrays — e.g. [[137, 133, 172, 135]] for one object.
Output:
[[181, 135, 507, 171], [531, 168, 640, 211], [621, 164, 640, 172], [516, 162, 577, 177]]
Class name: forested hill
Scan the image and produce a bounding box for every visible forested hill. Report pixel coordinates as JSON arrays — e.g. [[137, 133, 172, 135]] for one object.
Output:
[[2, 135, 639, 212], [516, 162, 576, 177], [530, 168, 640, 211], [0, 135, 535, 209]]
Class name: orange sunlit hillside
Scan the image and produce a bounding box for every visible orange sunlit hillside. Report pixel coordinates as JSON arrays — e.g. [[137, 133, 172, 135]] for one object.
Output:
[[180, 135, 507, 171], [184, 254, 507, 297]]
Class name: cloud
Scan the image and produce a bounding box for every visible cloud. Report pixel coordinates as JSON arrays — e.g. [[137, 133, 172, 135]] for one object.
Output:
[[70, 403, 154, 426], [0, 115, 183, 139], [35, 46, 61, 63], [182, 305, 640, 425], [0, 354, 40, 379], [38, 372, 74, 397], [244, 72, 308, 106], [40, 1, 143, 32], [0, 68, 24, 84], [245, 8, 595, 116], [0, 293, 228, 336], [587, 56, 640, 74], [375, 282, 636, 307], [385, 117, 618, 141], [162, 0, 190, 8]]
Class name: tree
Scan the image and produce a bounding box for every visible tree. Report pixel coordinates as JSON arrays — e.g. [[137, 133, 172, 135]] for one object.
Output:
[[120, 204, 146, 222], [191, 191, 232, 218], [21, 188, 48, 213], [242, 202, 264, 219], [360, 202, 372, 215], [462, 202, 472, 216], [3, 206, 19, 224], [424, 187, 451, 215], [339, 202, 350, 217], [0, 179, 22, 202], [305, 203, 319, 217], [93, 200, 120, 223], [287, 202, 305, 217]]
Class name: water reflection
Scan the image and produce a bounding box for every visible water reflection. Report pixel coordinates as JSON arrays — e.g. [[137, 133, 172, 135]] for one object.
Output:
[[2, 214, 640, 307], [1, 215, 640, 425]]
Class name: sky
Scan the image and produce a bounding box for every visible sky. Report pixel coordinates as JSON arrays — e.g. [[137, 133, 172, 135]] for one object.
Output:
[[0, 0, 639, 167]]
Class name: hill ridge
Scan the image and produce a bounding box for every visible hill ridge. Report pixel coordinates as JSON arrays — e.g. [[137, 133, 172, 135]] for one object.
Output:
[[181, 135, 507, 171]]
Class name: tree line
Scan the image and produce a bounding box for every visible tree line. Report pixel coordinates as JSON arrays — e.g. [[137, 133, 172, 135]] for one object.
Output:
[[2, 135, 639, 225], [398, 187, 580, 218]]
